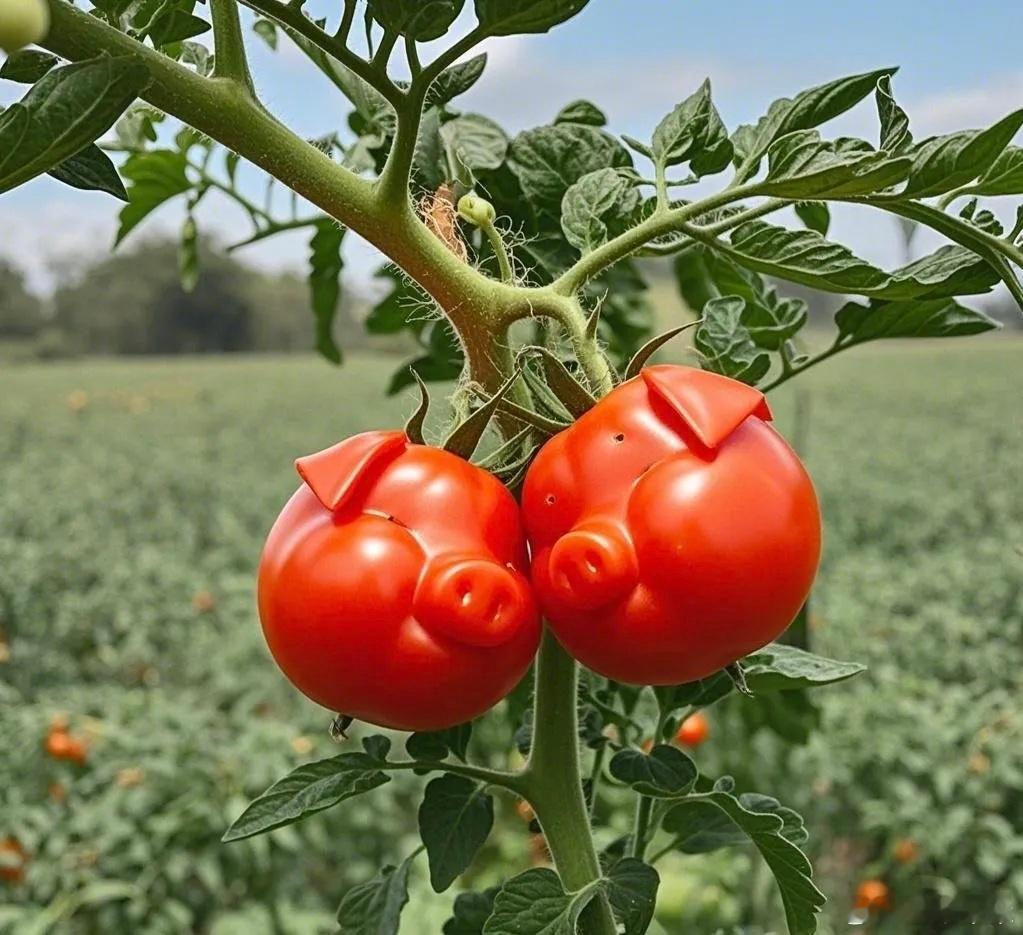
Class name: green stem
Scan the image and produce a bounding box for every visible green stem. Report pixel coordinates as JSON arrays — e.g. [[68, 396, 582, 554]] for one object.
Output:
[[481, 217, 515, 284], [335, 0, 357, 42], [210, 0, 256, 93], [760, 340, 845, 393], [381, 760, 523, 792], [588, 744, 606, 819], [522, 631, 617, 935], [631, 795, 653, 859], [227, 216, 324, 251]]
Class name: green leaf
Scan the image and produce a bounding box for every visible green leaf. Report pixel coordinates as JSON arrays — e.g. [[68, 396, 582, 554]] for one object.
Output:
[[0, 55, 149, 195], [604, 858, 659, 935], [443, 889, 499, 934], [761, 131, 911, 198], [336, 858, 413, 934], [663, 791, 807, 853], [406, 723, 472, 762], [308, 220, 345, 364], [653, 673, 734, 727], [609, 745, 697, 798], [561, 167, 634, 254], [178, 214, 199, 293], [426, 53, 487, 108], [441, 113, 509, 174], [0, 50, 59, 83], [886, 244, 998, 298], [742, 295, 808, 350], [554, 99, 606, 127], [971, 145, 1023, 196], [694, 296, 770, 385], [875, 74, 912, 153], [624, 322, 699, 379], [522, 347, 596, 416], [116, 149, 192, 245], [419, 775, 494, 893], [47, 144, 127, 200], [662, 792, 824, 935], [369, 0, 465, 40], [148, 10, 210, 48], [482, 868, 599, 934], [223, 754, 389, 841], [475, 0, 591, 36], [835, 297, 999, 344], [900, 109, 1023, 198], [252, 18, 278, 49], [794, 201, 830, 236], [651, 79, 732, 177], [732, 67, 897, 174], [743, 643, 866, 691], [443, 369, 519, 458], [509, 123, 632, 217], [403, 370, 431, 445]]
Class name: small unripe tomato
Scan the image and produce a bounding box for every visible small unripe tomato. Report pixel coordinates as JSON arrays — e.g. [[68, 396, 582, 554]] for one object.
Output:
[[522, 365, 821, 685], [0, 0, 49, 53], [258, 431, 540, 731], [892, 838, 919, 864], [0, 837, 27, 884], [854, 879, 891, 912], [675, 711, 709, 748]]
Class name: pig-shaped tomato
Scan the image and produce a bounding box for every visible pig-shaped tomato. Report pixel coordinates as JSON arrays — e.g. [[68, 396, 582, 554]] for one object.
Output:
[[522, 366, 821, 686], [258, 431, 540, 731]]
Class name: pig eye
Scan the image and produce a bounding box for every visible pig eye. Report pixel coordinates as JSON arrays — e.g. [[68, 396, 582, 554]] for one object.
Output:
[[612, 433, 625, 443], [545, 494, 556, 506]]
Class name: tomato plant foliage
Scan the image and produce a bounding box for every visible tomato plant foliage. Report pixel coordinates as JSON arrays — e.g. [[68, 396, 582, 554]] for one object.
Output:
[[2, 0, 1021, 932]]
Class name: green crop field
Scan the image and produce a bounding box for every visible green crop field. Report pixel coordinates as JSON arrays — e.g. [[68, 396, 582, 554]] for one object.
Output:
[[1, 340, 1021, 934]]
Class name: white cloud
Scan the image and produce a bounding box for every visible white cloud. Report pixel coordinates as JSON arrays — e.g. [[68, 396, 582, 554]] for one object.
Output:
[[911, 73, 1023, 136]]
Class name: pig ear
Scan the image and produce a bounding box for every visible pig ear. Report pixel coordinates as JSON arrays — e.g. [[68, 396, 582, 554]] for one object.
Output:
[[295, 430, 407, 511], [641, 365, 772, 450]]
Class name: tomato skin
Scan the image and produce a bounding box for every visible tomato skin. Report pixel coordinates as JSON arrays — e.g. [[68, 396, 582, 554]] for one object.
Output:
[[855, 879, 891, 911], [675, 711, 709, 747], [0, 0, 49, 53], [258, 431, 540, 731], [522, 365, 821, 685]]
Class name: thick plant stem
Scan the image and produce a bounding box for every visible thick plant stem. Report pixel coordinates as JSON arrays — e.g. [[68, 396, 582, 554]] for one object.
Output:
[[210, 0, 255, 93], [523, 631, 617, 935]]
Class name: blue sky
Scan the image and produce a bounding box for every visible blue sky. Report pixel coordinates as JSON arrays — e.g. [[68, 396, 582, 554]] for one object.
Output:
[[2, 0, 1022, 293]]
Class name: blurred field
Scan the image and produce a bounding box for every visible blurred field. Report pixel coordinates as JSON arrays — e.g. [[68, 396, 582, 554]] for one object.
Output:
[[1, 340, 1021, 934]]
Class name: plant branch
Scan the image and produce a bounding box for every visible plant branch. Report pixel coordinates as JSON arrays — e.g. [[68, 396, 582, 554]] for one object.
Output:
[[760, 340, 845, 393], [335, 0, 357, 42], [227, 216, 325, 251], [380, 759, 524, 793], [210, 0, 256, 93]]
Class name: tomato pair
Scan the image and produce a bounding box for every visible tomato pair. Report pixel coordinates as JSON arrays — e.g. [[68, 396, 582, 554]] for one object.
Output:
[[258, 366, 821, 731]]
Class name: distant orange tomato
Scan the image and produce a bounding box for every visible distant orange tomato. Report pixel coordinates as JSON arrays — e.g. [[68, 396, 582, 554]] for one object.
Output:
[[893, 839, 919, 864], [855, 879, 891, 912], [45, 728, 88, 765], [676, 712, 709, 748], [0, 837, 26, 884]]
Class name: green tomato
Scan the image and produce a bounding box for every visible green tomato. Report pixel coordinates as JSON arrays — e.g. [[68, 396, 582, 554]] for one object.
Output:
[[0, 0, 50, 53]]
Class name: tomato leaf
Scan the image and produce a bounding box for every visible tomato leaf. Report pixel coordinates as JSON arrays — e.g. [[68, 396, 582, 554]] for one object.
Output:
[[252, 18, 278, 49], [443, 370, 519, 458], [609, 745, 697, 798], [662, 791, 824, 935], [308, 220, 346, 365], [116, 149, 192, 245], [651, 79, 732, 177], [47, 144, 127, 200], [419, 775, 494, 893], [520, 346, 595, 416], [443, 888, 499, 934], [604, 858, 659, 935], [482, 868, 599, 934], [368, 0, 464, 40], [427, 54, 488, 108], [834, 297, 998, 344], [0, 50, 59, 84], [475, 0, 591, 36], [406, 722, 473, 762], [222, 754, 390, 842], [441, 114, 509, 175], [694, 296, 771, 385], [561, 167, 636, 254], [554, 99, 606, 127], [876, 74, 913, 153], [336, 856, 413, 934], [743, 644, 866, 691], [663, 791, 808, 853], [794, 201, 830, 236], [0, 55, 149, 196]]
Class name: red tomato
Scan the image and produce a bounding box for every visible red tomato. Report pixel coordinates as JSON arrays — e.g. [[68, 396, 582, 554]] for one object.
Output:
[[855, 879, 891, 911], [676, 711, 710, 747], [258, 431, 540, 731], [522, 366, 821, 685]]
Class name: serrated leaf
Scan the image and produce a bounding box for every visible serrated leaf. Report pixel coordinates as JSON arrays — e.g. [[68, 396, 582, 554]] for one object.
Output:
[[482, 868, 598, 934], [252, 18, 278, 49], [694, 296, 770, 385], [561, 167, 633, 254], [608, 745, 697, 797], [732, 67, 897, 174], [651, 78, 732, 177], [794, 201, 830, 235], [47, 144, 127, 200], [900, 109, 1023, 198], [0, 56, 149, 195], [604, 859, 659, 935], [443, 889, 499, 934], [663, 791, 807, 853], [835, 297, 998, 343], [0, 50, 59, 84], [663, 792, 824, 934], [223, 754, 389, 841], [509, 123, 632, 217], [427, 53, 487, 107], [419, 775, 494, 892], [406, 722, 472, 762], [554, 99, 606, 127], [971, 145, 1023, 196], [116, 149, 192, 244], [337, 858, 412, 934], [876, 74, 912, 153], [308, 220, 345, 364], [886, 244, 998, 298], [475, 0, 591, 36], [742, 295, 807, 350], [369, 0, 464, 40], [441, 113, 508, 174]]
